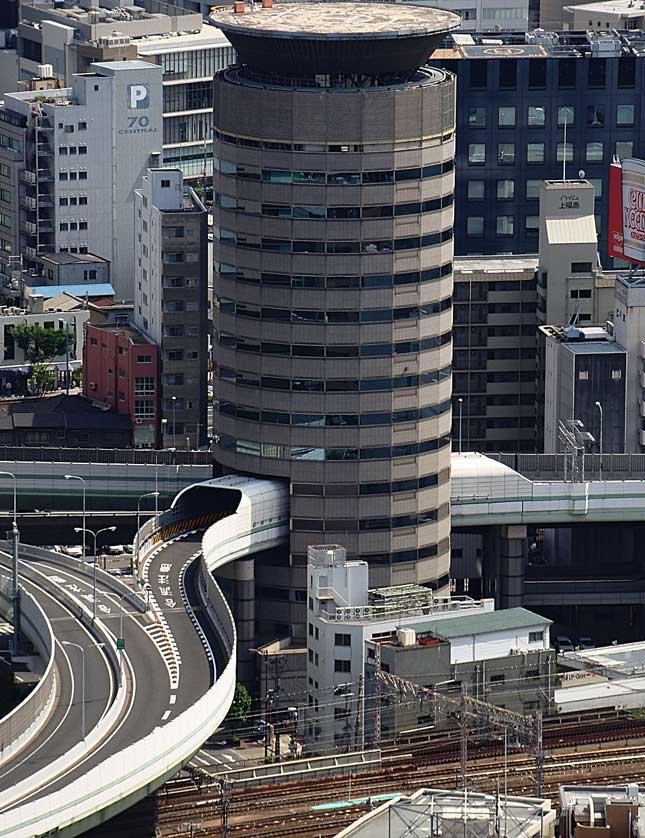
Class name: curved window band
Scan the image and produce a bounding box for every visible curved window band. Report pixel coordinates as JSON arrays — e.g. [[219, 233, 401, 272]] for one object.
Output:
[[216, 158, 455, 184], [293, 470, 448, 497], [219, 296, 452, 324], [216, 193, 454, 220], [218, 399, 452, 427], [218, 227, 453, 254], [217, 433, 451, 461], [292, 504, 448, 533], [219, 365, 451, 393], [219, 330, 451, 359], [218, 261, 453, 289]]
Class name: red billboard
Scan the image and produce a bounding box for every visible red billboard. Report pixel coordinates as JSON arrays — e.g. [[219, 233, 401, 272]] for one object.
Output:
[[608, 158, 645, 265]]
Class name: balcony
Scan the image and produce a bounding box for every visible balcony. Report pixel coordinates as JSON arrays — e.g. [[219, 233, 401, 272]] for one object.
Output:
[[21, 221, 37, 236], [640, 371, 645, 389], [24, 246, 37, 260], [640, 430, 645, 448], [21, 195, 37, 210], [640, 400, 645, 419], [640, 340, 645, 361], [20, 170, 37, 185]]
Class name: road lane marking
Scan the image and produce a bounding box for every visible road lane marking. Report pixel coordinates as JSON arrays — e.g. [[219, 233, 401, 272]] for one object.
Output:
[[162, 710, 171, 721]]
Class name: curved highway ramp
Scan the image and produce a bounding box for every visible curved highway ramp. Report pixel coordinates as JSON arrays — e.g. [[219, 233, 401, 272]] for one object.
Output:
[[0, 474, 287, 837]]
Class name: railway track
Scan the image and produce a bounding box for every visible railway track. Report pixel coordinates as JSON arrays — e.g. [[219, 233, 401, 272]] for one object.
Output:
[[154, 738, 645, 838]]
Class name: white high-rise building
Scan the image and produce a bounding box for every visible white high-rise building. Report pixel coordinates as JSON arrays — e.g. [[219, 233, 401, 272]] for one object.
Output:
[[0, 60, 163, 300]]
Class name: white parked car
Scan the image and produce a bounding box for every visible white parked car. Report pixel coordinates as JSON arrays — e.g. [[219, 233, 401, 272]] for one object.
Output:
[[62, 545, 84, 559]]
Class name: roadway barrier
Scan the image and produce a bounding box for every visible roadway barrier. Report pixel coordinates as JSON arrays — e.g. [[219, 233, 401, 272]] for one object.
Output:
[[6, 543, 148, 615], [222, 750, 382, 789], [0, 559, 134, 815], [0, 547, 237, 838], [0, 447, 212, 466], [0, 575, 56, 768]]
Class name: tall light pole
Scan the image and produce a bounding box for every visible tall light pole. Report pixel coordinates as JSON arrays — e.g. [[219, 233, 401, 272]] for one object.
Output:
[[172, 395, 177, 443], [104, 592, 126, 688], [64, 474, 86, 562], [458, 398, 464, 455], [74, 525, 116, 620], [136, 491, 159, 576], [154, 447, 175, 519], [595, 401, 603, 480], [62, 641, 105, 740], [0, 471, 19, 656]]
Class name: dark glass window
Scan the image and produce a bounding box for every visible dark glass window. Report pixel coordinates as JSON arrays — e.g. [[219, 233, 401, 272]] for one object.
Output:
[[499, 60, 517, 89], [528, 59, 546, 88], [618, 57, 636, 88], [588, 58, 606, 88], [470, 61, 488, 89], [558, 59, 576, 88]]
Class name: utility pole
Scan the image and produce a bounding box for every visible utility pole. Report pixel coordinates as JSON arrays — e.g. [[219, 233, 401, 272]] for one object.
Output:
[[354, 674, 364, 751], [220, 778, 230, 838], [373, 643, 381, 748], [534, 711, 544, 797], [460, 681, 468, 789]]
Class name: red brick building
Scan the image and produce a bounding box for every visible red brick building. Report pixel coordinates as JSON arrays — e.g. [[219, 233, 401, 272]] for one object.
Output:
[[83, 322, 159, 447]]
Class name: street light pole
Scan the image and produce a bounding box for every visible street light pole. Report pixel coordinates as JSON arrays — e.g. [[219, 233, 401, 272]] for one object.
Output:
[[64, 474, 86, 562], [74, 526, 116, 621], [104, 592, 125, 688], [0, 471, 19, 656], [458, 398, 464, 455], [62, 641, 105, 740], [136, 491, 159, 577], [172, 396, 177, 443], [595, 401, 603, 481], [154, 447, 175, 519]]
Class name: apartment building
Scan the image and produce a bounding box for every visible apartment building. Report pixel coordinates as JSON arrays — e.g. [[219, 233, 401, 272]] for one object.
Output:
[[432, 29, 645, 264], [134, 168, 208, 449], [0, 60, 163, 300], [16, 1, 235, 189]]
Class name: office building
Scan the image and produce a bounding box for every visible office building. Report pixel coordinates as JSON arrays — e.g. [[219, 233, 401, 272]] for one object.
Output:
[[337, 789, 555, 838], [453, 255, 538, 453], [307, 546, 552, 751], [212, 1, 458, 638], [16, 1, 235, 187], [613, 273, 645, 453], [0, 60, 163, 300], [134, 168, 208, 449], [432, 29, 645, 264], [563, 0, 645, 31], [560, 785, 644, 838], [0, 392, 131, 447], [540, 323, 626, 453], [537, 179, 613, 327], [0, 290, 88, 383], [83, 321, 159, 448]]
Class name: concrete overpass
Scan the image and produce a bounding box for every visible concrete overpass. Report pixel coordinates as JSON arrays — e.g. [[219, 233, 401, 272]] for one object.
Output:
[[0, 474, 288, 837]]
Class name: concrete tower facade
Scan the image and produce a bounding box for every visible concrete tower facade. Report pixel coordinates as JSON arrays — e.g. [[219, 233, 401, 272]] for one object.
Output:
[[212, 2, 458, 636]]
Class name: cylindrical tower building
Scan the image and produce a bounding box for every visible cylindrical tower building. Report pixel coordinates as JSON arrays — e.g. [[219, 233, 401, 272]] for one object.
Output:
[[212, 2, 458, 638]]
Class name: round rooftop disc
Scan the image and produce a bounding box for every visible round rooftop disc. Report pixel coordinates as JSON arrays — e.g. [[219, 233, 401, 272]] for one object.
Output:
[[212, 2, 460, 77]]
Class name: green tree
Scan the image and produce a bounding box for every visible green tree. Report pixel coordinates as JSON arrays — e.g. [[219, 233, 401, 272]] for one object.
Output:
[[29, 361, 55, 395], [227, 682, 252, 723], [10, 323, 69, 364]]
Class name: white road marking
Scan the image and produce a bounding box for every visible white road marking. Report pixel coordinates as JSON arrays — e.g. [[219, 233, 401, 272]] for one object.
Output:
[[169, 694, 177, 705], [162, 710, 171, 721]]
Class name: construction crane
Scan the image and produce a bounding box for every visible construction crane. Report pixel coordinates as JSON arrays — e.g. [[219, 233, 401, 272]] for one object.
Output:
[[375, 665, 544, 797]]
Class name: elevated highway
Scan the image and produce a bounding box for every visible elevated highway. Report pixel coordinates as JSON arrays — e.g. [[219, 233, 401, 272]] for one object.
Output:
[[0, 474, 288, 837]]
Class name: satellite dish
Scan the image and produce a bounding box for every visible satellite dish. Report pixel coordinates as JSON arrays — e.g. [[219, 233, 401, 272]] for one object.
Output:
[[578, 169, 586, 178]]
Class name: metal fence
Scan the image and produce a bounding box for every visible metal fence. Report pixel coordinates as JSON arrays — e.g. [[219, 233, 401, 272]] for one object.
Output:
[[0, 447, 212, 466], [0, 574, 56, 767], [488, 452, 645, 481]]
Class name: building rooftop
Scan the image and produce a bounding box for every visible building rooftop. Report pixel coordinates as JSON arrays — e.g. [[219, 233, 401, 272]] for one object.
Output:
[[212, 1, 459, 76], [564, 0, 645, 17], [134, 22, 232, 53], [29, 284, 114, 299], [335, 788, 554, 838], [213, 2, 458, 38], [410, 607, 551, 640], [430, 28, 645, 59], [0, 394, 131, 432], [89, 322, 153, 345], [454, 255, 538, 274]]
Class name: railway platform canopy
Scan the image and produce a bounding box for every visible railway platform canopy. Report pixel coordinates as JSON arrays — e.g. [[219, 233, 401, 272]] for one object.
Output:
[[334, 788, 555, 838], [556, 641, 645, 713]]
